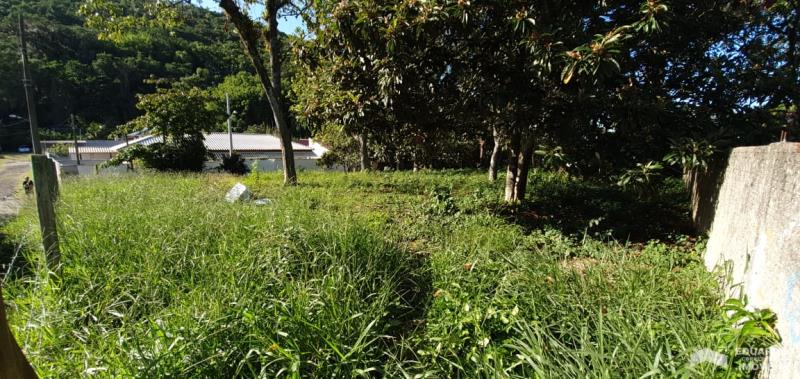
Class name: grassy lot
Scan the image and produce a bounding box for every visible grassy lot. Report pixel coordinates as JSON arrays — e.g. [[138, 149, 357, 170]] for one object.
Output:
[[0, 170, 777, 377]]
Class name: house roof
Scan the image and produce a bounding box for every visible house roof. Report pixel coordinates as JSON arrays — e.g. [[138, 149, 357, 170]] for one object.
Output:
[[124, 134, 162, 148], [42, 140, 120, 154], [204, 133, 312, 152]]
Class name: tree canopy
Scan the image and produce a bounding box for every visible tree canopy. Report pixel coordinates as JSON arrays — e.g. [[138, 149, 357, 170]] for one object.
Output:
[[2, 0, 796, 197], [289, 0, 796, 200]]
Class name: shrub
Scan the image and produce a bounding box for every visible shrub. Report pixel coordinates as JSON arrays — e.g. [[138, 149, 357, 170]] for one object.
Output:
[[108, 137, 208, 172], [616, 160, 663, 199], [48, 143, 70, 157], [219, 153, 249, 175], [427, 186, 458, 216], [534, 144, 567, 171], [664, 138, 718, 172], [312, 124, 360, 170]]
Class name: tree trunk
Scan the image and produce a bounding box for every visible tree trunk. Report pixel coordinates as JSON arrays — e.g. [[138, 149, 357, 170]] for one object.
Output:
[[220, 0, 297, 185], [477, 137, 486, 168], [358, 132, 369, 171], [395, 149, 402, 170], [423, 137, 435, 169], [504, 131, 521, 202], [513, 139, 534, 201], [0, 286, 38, 379], [489, 126, 502, 181]]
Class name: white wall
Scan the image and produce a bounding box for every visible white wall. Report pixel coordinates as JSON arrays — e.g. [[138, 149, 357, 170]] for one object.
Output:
[[205, 158, 326, 172]]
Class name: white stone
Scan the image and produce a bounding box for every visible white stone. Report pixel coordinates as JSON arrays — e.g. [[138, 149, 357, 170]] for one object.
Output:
[[253, 198, 272, 206], [225, 183, 252, 203]]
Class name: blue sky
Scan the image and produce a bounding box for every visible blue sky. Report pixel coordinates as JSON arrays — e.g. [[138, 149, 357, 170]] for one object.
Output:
[[196, 0, 305, 34]]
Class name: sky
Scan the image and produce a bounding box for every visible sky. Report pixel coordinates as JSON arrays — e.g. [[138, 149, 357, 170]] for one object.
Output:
[[196, 0, 305, 34]]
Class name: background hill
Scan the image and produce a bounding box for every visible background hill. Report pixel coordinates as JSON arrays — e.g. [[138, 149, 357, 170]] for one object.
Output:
[[0, 0, 249, 150]]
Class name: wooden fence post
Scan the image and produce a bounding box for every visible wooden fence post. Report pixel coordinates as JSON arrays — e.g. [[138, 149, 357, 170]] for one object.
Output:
[[31, 155, 60, 268], [0, 286, 38, 378]]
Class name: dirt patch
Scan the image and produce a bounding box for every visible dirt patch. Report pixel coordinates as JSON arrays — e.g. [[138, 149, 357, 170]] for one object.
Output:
[[560, 257, 599, 276], [0, 156, 31, 222]]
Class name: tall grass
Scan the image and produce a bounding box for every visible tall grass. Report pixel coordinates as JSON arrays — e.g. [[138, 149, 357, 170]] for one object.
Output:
[[0, 171, 773, 377]]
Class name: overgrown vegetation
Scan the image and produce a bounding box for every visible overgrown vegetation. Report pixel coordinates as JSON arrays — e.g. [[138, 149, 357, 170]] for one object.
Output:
[[1, 171, 777, 377]]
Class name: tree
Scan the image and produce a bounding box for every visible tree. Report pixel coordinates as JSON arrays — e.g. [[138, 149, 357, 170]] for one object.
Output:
[[210, 72, 269, 132], [435, 0, 669, 201], [217, 0, 298, 184], [111, 85, 216, 171], [291, 0, 394, 172], [79, 0, 300, 184]]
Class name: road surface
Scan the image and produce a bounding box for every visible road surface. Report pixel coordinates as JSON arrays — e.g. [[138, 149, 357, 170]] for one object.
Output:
[[0, 155, 31, 221]]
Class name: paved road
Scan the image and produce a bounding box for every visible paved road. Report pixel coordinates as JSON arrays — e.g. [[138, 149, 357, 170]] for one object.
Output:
[[0, 156, 31, 221]]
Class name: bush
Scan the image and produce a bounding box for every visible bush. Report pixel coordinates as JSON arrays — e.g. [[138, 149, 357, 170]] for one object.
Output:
[[427, 186, 458, 216], [616, 160, 664, 199], [664, 138, 718, 172], [48, 143, 70, 157], [108, 137, 208, 172], [219, 153, 249, 175]]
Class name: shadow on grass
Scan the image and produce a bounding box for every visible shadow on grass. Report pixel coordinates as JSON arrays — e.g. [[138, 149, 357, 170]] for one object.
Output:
[[498, 176, 695, 243], [0, 233, 32, 281]]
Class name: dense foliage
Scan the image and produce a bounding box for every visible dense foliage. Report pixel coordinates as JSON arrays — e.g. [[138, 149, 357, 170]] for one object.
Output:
[[108, 86, 214, 172], [290, 0, 799, 198], [1, 171, 778, 377], [4, 0, 797, 190]]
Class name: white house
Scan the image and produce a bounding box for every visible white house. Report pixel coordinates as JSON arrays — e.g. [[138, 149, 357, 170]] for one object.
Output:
[[203, 133, 324, 171], [42, 133, 329, 174]]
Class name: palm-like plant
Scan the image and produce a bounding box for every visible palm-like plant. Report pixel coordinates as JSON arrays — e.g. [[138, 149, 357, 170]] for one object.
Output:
[[616, 161, 664, 199], [534, 145, 567, 172], [663, 138, 718, 172]]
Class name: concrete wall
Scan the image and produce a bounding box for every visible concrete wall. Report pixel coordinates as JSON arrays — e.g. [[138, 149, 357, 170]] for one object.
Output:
[[704, 142, 800, 377], [69, 152, 116, 161], [51, 158, 120, 177]]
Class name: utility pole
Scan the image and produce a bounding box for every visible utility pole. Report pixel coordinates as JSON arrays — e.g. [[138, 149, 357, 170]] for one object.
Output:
[[71, 114, 80, 165], [18, 14, 41, 154], [226, 93, 233, 156], [18, 14, 60, 281]]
